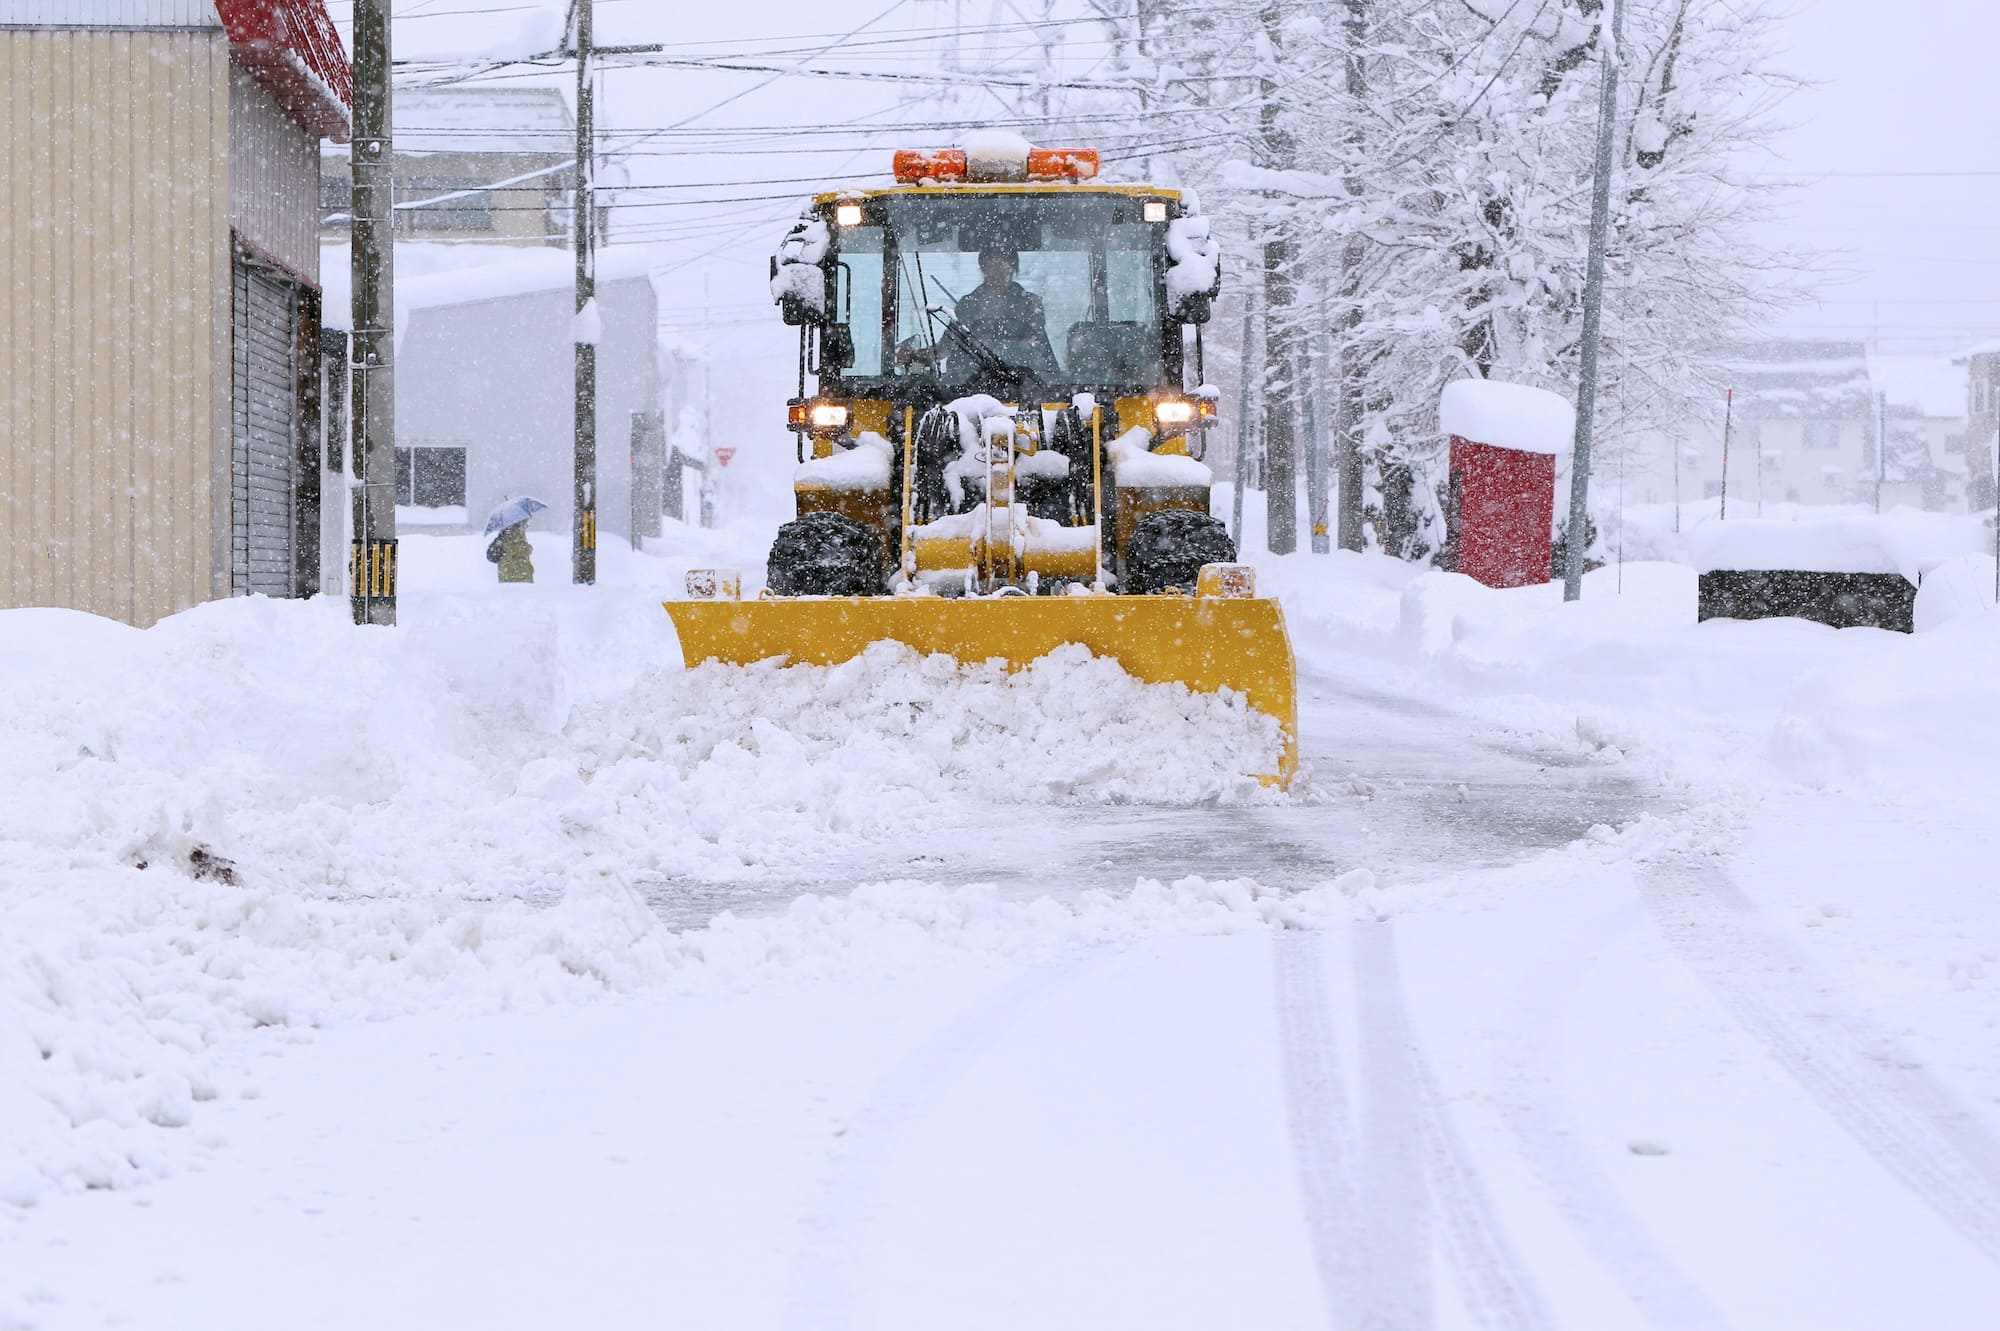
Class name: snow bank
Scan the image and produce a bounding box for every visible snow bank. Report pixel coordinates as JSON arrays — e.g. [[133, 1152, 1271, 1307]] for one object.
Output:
[[0, 599, 1282, 1209], [1439, 378, 1575, 456], [1914, 554, 1998, 632], [796, 431, 893, 492], [1109, 427, 1212, 487], [1684, 515, 1967, 580], [1768, 613, 2000, 794]]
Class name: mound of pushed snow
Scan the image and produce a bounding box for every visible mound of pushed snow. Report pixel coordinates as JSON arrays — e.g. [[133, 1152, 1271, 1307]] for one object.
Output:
[[593, 640, 1281, 814], [0, 597, 1281, 1208]]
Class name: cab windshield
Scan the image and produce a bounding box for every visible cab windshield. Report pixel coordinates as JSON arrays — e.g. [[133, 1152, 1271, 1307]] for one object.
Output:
[[833, 191, 1166, 394]]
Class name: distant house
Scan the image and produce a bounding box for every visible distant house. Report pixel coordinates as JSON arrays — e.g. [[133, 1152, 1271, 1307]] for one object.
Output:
[[1645, 341, 1965, 514], [1953, 342, 2000, 511], [1, 0, 352, 626], [1866, 352, 1970, 513], [323, 247, 670, 546], [319, 87, 607, 248]]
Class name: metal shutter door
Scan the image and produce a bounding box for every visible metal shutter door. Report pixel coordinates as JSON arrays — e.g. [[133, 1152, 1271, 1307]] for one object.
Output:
[[232, 260, 298, 597]]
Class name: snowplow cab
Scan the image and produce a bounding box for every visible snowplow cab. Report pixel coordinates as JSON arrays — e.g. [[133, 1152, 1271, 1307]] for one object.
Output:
[[667, 137, 1298, 786]]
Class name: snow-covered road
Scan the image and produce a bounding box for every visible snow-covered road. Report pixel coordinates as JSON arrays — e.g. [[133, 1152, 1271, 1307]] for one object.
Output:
[[7, 542, 2000, 1329], [638, 657, 1658, 928]]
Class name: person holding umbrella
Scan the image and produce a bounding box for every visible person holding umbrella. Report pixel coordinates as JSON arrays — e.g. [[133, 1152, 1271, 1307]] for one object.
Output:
[[484, 497, 548, 584]]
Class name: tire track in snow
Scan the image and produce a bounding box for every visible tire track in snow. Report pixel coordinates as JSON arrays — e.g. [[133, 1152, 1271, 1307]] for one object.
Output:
[[1276, 925, 1551, 1331], [1641, 859, 2000, 1271], [779, 956, 1100, 1331], [1350, 920, 1554, 1331], [1500, 904, 1738, 1331], [1273, 928, 1365, 1328]]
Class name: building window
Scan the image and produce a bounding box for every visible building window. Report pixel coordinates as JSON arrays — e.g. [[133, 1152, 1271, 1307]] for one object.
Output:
[[1977, 379, 1991, 416], [395, 446, 468, 508], [1802, 422, 1840, 450], [1786, 487, 1800, 502], [1703, 481, 1725, 498]]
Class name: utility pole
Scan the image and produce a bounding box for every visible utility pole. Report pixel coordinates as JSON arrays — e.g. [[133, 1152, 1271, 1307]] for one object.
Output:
[[1258, 4, 1298, 555], [349, 0, 396, 626], [1231, 296, 1254, 545], [1562, 0, 1623, 601], [572, 0, 598, 585], [1333, 0, 1368, 552]]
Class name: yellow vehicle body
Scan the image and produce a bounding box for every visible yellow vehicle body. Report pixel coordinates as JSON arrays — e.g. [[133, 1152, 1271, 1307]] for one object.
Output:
[[666, 155, 1300, 789], [664, 592, 1298, 786]]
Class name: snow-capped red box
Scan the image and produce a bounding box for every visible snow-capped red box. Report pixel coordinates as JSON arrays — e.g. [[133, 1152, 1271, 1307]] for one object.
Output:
[[893, 149, 968, 183]]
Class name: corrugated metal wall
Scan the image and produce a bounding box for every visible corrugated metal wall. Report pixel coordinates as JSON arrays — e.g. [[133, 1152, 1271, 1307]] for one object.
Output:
[[0, 26, 232, 626], [229, 62, 318, 284]]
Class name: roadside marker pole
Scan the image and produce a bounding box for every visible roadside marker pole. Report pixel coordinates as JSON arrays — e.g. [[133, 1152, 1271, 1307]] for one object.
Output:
[[1718, 388, 1733, 522]]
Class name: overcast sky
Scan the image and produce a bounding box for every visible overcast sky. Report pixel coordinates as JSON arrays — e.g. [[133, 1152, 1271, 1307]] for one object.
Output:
[[1751, 0, 2000, 351], [332, 0, 2000, 362]]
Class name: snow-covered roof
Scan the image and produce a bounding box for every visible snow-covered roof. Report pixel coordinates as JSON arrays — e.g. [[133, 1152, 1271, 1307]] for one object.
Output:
[[1726, 339, 1873, 421], [320, 241, 670, 335], [1866, 353, 1966, 421]]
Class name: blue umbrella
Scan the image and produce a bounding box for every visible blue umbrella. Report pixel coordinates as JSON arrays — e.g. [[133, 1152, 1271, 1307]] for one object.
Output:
[[483, 496, 549, 539]]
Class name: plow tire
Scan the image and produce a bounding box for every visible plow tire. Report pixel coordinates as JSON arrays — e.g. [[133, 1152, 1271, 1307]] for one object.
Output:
[[766, 512, 885, 597], [1124, 510, 1236, 595]]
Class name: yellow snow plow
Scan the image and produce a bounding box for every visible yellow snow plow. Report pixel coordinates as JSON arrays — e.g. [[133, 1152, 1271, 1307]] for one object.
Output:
[[665, 139, 1299, 786]]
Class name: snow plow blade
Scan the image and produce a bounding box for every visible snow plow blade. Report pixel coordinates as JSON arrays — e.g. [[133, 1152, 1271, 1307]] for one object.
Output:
[[664, 595, 1298, 787]]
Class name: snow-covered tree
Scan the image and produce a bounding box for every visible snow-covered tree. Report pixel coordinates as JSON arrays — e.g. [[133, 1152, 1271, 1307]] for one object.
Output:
[[1009, 0, 1805, 561]]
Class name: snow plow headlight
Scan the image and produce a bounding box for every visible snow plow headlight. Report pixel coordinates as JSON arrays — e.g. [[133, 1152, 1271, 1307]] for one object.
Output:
[[789, 399, 851, 436], [1153, 397, 1217, 435], [834, 203, 864, 227]]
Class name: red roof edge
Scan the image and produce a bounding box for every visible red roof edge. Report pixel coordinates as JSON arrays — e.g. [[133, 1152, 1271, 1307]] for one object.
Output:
[[212, 0, 354, 143]]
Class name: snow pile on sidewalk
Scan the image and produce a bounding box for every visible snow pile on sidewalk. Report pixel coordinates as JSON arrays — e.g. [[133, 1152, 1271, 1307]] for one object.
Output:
[[0, 593, 1280, 1208], [1251, 535, 2000, 804]]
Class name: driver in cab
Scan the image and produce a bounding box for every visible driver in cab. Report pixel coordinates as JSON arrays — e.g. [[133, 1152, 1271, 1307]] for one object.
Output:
[[952, 249, 1059, 374]]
